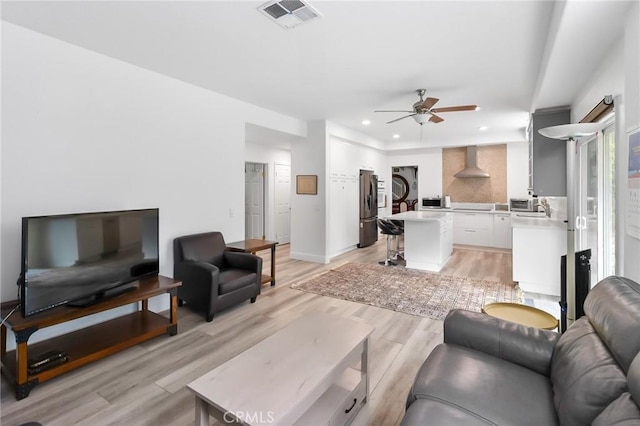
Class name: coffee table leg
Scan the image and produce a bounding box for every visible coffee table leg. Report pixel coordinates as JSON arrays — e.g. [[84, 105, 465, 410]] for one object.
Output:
[[194, 396, 209, 426], [270, 245, 276, 286], [362, 337, 370, 402]]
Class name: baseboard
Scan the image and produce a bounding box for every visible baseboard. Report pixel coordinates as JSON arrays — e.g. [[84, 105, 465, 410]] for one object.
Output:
[[289, 251, 330, 264], [329, 245, 357, 260], [453, 244, 512, 253]]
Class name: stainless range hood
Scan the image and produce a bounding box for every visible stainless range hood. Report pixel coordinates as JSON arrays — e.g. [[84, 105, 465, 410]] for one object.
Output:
[[454, 146, 490, 178]]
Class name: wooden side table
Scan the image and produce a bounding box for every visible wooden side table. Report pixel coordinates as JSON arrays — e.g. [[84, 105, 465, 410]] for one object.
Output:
[[482, 302, 559, 331], [226, 239, 278, 286]]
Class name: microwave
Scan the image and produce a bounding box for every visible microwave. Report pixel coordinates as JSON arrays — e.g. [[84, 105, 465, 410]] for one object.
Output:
[[422, 197, 443, 209], [510, 198, 534, 211]]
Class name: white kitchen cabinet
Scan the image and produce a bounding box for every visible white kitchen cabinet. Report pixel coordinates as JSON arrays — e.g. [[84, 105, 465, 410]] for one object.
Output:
[[453, 212, 494, 247], [440, 214, 453, 265], [329, 177, 359, 256], [512, 221, 566, 296], [493, 214, 512, 248]]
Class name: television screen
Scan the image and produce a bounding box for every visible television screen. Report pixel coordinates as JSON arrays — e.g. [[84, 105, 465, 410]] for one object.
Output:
[[21, 208, 159, 316]]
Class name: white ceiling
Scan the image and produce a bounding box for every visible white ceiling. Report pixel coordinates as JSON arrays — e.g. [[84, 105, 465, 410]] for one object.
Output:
[[1, 0, 633, 150]]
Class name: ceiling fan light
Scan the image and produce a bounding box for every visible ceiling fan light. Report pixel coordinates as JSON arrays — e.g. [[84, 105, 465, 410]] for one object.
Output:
[[413, 113, 430, 125]]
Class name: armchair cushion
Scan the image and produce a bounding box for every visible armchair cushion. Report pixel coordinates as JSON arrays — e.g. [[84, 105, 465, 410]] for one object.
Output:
[[401, 399, 493, 426], [406, 344, 558, 426], [179, 232, 227, 266], [444, 309, 559, 375], [219, 269, 258, 295]]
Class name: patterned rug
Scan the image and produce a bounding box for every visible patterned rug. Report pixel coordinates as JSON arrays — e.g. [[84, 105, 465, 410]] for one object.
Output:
[[290, 263, 522, 320]]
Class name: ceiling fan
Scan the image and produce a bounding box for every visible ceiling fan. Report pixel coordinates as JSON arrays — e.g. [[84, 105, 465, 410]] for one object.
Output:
[[375, 89, 478, 125]]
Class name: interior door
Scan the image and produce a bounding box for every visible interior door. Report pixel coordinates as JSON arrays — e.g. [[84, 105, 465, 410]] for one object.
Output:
[[274, 163, 291, 244], [245, 162, 265, 239]]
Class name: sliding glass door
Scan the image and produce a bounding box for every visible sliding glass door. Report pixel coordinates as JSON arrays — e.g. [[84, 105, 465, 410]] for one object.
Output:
[[575, 122, 615, 286]]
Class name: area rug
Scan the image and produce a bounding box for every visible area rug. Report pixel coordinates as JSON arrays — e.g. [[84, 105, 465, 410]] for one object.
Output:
[[290, 263, 522, 320]]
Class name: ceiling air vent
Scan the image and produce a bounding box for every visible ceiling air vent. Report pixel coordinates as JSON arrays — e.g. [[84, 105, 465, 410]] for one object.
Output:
[[259, 0, 322, 29]]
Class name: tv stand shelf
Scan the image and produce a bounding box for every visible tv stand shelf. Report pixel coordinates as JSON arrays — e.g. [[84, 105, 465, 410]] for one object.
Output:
[[0, 275, 181, 400]]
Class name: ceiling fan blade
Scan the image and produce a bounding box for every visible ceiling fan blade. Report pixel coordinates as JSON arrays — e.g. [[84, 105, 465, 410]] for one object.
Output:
[[420, 97, 439, 110], [375, 110, 414, 113], [387, 114, 416, 124], [431, 105, 478, 113], [429, 114, 444, 123]]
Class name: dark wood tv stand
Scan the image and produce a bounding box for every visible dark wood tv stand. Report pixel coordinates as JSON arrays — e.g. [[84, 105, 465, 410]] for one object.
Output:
[[0, 275, 181, 400]]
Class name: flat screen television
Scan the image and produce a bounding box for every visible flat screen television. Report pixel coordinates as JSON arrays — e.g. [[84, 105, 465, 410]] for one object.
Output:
[[20, 208, 159, 317]]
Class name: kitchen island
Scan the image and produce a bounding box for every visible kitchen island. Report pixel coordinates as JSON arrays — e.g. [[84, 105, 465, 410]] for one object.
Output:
[[387, 210, 453, 272], [511, 215, 567, 296]]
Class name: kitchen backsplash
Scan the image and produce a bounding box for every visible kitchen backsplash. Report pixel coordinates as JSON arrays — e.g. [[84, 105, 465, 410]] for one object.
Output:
[[442, 144, 507, 203]]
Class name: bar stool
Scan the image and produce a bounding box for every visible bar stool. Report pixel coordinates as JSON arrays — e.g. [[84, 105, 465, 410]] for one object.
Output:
[[390, 219, 405, 259], [377, 219, 403, 266]]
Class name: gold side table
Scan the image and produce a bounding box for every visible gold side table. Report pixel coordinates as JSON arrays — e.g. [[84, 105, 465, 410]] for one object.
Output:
[[482, 302, 559, 331]]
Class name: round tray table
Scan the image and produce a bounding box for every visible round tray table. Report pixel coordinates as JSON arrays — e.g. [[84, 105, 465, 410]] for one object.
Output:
[[482, 302, 559, 330]]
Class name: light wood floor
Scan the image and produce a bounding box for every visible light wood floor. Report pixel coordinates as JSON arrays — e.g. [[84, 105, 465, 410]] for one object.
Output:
[[1, 239, 513, 426]]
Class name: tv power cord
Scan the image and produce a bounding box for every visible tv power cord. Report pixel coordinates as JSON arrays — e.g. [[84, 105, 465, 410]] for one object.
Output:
[[0, 304, 20, 327]]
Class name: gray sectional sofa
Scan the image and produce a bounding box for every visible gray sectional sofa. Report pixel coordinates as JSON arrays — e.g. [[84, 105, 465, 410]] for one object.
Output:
[[402, 275, 640, 425]]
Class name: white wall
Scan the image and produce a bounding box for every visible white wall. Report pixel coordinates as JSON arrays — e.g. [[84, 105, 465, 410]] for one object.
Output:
[[506, 142, 530, 199], [245, 141, 291, 242], [290, 121, 327, 263], [1, 23, 305, 345], [571, 39, 624, 123]]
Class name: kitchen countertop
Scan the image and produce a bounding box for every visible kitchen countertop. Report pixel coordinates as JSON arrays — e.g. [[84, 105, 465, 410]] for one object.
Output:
[[420, 208, 510, 215], [511, 216, 567, 230], [420, 202, 510, 215], [388, 211, 451, 221]]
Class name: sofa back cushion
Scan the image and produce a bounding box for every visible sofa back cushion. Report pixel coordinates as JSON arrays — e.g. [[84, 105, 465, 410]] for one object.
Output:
[[550, 317, 627, 425], [583, 276, 640, 372], [550, 276, 640, 425], [174, 232, 226, 267], [592, 393, 640, 425]]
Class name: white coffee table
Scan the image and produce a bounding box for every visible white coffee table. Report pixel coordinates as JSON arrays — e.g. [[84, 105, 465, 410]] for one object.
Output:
[[187, 313, 374, 425]]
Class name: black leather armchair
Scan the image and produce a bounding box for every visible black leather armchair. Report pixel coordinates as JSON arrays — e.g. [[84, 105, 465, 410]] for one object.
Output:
[[173, 232, 262, 322]]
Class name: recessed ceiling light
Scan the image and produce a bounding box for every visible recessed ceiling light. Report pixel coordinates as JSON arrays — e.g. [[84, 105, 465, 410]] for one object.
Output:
[[362, 120, 371, 125], [392, 134, 400, 139], [475, 106, 481, 111], [479, 126, 488, 131]]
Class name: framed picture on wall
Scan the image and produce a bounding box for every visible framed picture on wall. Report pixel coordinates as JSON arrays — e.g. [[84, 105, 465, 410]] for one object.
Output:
[[296, 175, 317, 195]]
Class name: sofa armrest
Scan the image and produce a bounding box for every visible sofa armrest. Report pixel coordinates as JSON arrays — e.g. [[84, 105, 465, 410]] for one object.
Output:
[[444, 309, 560, 376], [175, 261, 220, 303], [224, 251, 263, 274]]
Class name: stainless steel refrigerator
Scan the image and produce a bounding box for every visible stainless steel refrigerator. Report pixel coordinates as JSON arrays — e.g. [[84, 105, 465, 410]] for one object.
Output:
[[358, 170, 378, 248]]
